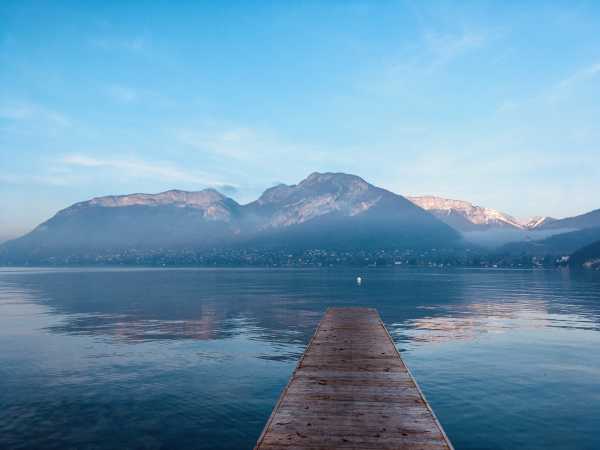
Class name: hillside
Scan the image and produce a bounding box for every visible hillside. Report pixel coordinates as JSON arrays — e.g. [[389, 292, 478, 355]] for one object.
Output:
[[569, 240, 600, 269], [536, 208, 600, 231], [500, 227, 600, 257], [0, 173, 461, 265]]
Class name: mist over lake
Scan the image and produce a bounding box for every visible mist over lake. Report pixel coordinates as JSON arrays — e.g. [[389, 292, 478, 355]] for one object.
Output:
[[1, 267, 599, 450]]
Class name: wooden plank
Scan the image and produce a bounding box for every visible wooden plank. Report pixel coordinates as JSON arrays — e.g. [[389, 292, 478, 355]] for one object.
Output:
[[254, 308, 454, 450]]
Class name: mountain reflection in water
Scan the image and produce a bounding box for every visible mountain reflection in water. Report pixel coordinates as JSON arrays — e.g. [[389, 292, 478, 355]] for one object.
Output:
[[1, 267, 599, 450]]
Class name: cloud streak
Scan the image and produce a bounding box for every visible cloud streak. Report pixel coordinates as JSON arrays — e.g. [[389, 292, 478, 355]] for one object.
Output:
[[0, 172, 79, 187], [357, 26, 490, 98], [557, 62, 600, 89], [547, 62, 600, 102], [105, 85, 138, 104], [0, 102, 71, 127], [89, 35, 148, 53], [62, 154, 234, 187], [423, 29, 486, 68], [175, 127, 272, 160], [174, 125, 350, 167]]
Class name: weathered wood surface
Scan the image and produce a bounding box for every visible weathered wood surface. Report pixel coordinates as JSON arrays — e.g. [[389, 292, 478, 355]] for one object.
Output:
[[254, 307, 453, 450]]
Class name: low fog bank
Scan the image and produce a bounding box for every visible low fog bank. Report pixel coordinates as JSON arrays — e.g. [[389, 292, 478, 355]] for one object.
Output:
[[462, 228, 578, 248]]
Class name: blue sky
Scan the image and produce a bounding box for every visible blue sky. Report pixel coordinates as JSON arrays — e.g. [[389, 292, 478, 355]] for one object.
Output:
[[1, 0, 600, 241]]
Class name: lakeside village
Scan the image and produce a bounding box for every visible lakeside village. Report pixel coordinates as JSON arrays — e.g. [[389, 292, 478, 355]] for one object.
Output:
[[5, 247, 572, 269]]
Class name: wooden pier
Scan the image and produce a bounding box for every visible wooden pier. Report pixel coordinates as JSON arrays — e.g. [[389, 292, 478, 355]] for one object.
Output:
[[254, 307, 453, 450]]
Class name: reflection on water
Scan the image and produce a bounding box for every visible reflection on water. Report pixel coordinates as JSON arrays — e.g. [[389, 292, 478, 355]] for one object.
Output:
[[1, 268, 599, 450]]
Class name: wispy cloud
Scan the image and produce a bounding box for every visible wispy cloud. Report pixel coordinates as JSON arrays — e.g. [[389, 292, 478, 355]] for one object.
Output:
[[423, 29, 486, 68], [0, 102, 71, 127], [1, 154, 239, 194], [548, 62, 600, 102], [0, 172, 78, 187], [105, 84, 138, 104], [496, 61, 600, 116], [358, 26, 489, 97], [89, 35, 148, 53], [175, 124, 350, 167], [62, 153, 234, 187], [175, 127, 262, 160], [172, 124, 361, 202]]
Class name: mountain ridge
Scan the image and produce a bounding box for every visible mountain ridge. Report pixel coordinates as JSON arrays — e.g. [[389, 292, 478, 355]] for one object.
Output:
[[84, 188, 235, 208], [0, 172, 461, 264], [4, 173, 600, 266], [407, 195, 547, 232], [535, 208, 600, 231]]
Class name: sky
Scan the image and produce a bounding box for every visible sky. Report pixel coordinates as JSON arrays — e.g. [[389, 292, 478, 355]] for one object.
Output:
[[1, 0, 600, 241]]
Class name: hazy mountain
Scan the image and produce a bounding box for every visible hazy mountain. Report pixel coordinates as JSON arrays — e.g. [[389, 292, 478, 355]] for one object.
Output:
[[407, 196, 529, 231], [242, 173, 460, 249], [498, 209, 600, 256], [569, 240, 600, 269], [406, 196, 567, 248], [500, 227, 600, 257], [535, 208, 600, 231], [84, 189, 239, 214], [0, 189, 243, 262], [0, 173, 461, 264]]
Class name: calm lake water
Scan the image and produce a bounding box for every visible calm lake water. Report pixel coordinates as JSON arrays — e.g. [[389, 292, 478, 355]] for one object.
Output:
[[1, 267, 599, 450]]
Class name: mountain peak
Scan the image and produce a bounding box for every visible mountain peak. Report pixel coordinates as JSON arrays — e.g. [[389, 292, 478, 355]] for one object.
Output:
[[408, 195, 524, 231], [522, 216, 555, 229], [255, 172, 371, 207], [299, 172, 369, 188]]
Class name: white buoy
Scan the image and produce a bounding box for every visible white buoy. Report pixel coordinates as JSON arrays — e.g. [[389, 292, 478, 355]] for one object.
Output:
[[356, 276, 362, 286]]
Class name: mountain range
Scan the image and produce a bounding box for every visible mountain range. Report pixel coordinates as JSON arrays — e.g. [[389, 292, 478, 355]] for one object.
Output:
[[0, 172, 460, 264], [535, 208, 600, 231], [406, 196, 600, 234], [406, 195, 551, 232], [2, 171, 600, 266], [496, 209, 600, 258], [407, 196, 600, 255]]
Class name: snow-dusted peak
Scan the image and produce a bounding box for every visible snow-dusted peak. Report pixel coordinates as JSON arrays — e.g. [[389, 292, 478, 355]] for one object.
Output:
[[408, 195, 525, 230], [521, 216, 555, 230]]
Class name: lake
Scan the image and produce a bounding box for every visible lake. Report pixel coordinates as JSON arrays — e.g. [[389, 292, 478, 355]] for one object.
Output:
[[1, 267, 599, 450]]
